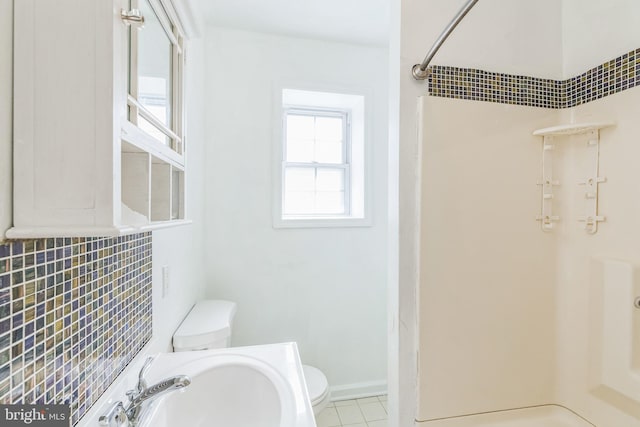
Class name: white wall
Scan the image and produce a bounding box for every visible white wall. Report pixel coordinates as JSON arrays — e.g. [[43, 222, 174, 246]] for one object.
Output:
[[386, 0, 405, 424], [0, 0, 12, 236], [203, 27, 388, 396], [406, 0, 563, 79], [562, 0, 640, 77], [393, 0, 563, 424], [150, 34, 207, 352]]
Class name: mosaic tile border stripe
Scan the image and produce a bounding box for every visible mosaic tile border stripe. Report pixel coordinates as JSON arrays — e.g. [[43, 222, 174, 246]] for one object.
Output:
[[428, 48, 640, 108], [0, 234, 153, 425]]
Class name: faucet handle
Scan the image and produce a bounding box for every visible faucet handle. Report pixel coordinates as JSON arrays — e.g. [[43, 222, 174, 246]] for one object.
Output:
[[98, 401, 127, 426], [137, 356, 154, 392]]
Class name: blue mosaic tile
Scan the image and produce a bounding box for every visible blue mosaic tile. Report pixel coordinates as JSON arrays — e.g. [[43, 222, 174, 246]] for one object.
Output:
[[0, 234, 152, 425], [428, 48, 640, 108], [11, 243, 22, 256]]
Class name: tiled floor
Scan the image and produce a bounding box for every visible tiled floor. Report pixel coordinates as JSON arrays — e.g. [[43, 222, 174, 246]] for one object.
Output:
[[316, 395, 387, 427]]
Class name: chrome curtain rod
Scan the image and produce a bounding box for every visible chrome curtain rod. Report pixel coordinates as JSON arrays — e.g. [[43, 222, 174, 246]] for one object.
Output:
[[412, 0, 480, 80]]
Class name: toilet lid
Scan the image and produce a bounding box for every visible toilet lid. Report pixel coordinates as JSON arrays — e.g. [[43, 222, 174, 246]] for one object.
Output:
[[302, 365, 329, 405]]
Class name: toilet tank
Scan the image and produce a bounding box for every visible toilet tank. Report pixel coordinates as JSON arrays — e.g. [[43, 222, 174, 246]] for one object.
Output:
[[172, 300, 237, 352]]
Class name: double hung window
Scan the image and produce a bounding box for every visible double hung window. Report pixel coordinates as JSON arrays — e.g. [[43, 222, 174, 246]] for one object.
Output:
[[276, 88, 369, 227], [283, 108, 351, 216]]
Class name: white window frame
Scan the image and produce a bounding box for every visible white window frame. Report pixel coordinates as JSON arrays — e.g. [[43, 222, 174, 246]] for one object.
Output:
[[282, 107, 352, 217], [273, 85, 372, 229]]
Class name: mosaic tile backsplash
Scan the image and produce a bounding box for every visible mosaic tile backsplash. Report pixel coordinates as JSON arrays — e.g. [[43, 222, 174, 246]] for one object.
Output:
[[428, 48, 640, 108], [0, 234, 153, 425]]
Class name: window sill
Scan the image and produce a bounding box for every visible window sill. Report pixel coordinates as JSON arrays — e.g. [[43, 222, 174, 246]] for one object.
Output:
[[273, 216, 372, 229]]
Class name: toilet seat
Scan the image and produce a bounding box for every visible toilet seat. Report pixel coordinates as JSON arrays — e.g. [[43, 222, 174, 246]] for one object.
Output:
[[302, 365, 330, 414]]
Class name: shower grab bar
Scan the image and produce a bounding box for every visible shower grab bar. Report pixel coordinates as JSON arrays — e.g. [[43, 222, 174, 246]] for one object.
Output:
[[412, 0, 480, 80]]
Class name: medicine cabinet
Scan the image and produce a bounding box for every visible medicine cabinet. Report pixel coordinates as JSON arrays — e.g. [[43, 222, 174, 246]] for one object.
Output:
[[8, 0, 191, 238]]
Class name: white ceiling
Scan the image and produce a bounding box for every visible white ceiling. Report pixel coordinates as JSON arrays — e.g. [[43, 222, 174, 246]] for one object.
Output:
[[200, 0, 390, 47]]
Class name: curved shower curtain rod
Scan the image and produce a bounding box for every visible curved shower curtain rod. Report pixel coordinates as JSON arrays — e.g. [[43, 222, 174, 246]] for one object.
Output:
[[412, 0, 480, 80]]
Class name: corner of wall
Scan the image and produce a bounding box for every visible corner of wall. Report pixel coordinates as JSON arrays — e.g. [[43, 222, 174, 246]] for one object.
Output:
[[0, 0, 14, 240], [148, 27, 208, 353]]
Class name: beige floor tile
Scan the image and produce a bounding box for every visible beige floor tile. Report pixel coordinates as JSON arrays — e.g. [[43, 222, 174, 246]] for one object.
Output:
[[336, 405, 365, 425], [316, 407, 341, 427], [356, 396, 379, 405], [342, 424, 367, 427], [381, 400, 388, 413], [359, 402, 387, 422], [377, 394, 387, 402], [367, 420, 388, 427], [334, 399, 358, 407]]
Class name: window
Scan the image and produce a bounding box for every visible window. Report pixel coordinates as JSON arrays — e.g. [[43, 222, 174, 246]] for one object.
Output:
[[275, 88, 370, 227], [283, 108, 350, 216]]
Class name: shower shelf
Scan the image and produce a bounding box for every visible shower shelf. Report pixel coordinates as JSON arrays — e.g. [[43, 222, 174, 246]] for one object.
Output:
[[532, 121, 615, 234], [533, 121, 615, 136]]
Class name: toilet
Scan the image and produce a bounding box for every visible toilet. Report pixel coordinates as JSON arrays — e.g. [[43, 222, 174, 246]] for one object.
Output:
[[172, 300, 331, 415]]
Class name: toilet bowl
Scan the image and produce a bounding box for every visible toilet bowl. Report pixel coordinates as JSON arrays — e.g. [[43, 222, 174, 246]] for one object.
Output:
[[302, 365, 330, 415], [172, 300, 331, 415]]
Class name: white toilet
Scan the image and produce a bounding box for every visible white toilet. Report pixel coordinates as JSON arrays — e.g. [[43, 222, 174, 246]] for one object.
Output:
[[172, 300, 331, 415]]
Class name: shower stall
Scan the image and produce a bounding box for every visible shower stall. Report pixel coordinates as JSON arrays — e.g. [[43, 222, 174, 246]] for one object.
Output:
[[405, 1, 640, 426]]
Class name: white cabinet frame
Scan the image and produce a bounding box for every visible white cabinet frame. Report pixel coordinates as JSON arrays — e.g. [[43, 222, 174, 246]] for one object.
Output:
[[8, 0, 192, 238]]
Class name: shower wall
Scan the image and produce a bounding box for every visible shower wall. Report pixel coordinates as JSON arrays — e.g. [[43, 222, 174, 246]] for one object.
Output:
[[394, 1, 563, 424], [411, 1, 640, 426], [555, 2, 640, 426], [554, 88, 640, 427], [417, 97, 558, 420]]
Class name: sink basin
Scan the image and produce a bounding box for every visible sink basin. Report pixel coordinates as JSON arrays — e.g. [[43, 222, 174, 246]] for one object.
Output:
[[136, 343, 315, 427]]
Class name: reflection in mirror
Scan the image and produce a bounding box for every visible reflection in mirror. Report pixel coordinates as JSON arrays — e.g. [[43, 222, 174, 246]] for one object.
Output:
[[137, 0, 173, 130]]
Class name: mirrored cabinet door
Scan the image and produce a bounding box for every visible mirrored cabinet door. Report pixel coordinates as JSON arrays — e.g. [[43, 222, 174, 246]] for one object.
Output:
[[127, 0, 185, 159]]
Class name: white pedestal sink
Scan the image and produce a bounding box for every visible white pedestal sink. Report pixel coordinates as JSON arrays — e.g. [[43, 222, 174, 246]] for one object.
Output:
[[138, 343, 315, 427], [88, 342, 316, 427]]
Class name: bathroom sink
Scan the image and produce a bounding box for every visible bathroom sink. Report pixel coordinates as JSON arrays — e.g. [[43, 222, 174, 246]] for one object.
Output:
[[136, 343, 315, 427]]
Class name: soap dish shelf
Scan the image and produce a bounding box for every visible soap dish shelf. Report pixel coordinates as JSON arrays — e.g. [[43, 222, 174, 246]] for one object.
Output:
[[532, 122, 615, 137], [532, 122, 615, 234]]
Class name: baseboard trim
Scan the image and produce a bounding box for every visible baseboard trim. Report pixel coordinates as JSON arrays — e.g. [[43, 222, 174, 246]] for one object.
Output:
[[330, 380, 387, 401]]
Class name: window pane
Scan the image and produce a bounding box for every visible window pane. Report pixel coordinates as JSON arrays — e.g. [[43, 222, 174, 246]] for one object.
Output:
[[137, 0, 173, 128], [286, 113, 345, 163], [315, 141, 343, 164], [286, 141, 314, 162], [316, 169, 344, 192], [315, 191, 345, 214], [284, 168, 315, 191], [315, 117, 343, 142], [283, 167, 346, 216], [284, 191, 314, 214], [287, 115, 314, 141], [284, 167, 316, 215]]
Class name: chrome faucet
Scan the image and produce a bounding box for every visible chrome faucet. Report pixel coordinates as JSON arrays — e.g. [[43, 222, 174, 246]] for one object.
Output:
[[124, 373, 191, 422], [129, 356, 154, 397], [99, 357, 191, 427]]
